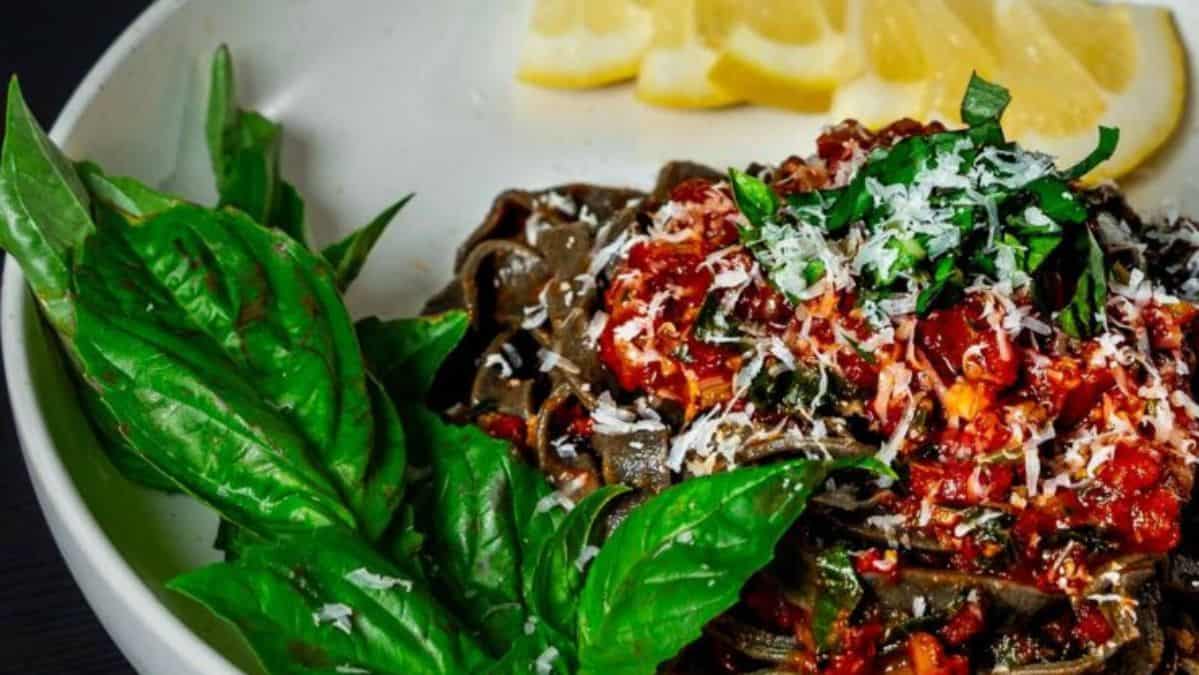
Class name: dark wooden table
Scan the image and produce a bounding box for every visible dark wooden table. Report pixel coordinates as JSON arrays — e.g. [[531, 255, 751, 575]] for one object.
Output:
[[0, 5, 154, 673]]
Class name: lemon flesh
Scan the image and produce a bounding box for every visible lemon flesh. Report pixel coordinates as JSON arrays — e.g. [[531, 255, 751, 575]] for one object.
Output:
[[636, 0, 742, 108], [519, 0, 652, 89], [707, 0, 856, 111]]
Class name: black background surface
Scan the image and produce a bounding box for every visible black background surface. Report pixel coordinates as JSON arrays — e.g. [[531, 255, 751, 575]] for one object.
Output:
[[1, 4, 154, 673]]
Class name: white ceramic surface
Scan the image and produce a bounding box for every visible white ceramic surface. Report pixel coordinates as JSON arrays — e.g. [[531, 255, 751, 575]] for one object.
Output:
[[4, 1, 1199, 673]]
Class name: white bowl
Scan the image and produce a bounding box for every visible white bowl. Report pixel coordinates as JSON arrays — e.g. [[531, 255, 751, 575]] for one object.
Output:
[[5, 1, 1199, 672]]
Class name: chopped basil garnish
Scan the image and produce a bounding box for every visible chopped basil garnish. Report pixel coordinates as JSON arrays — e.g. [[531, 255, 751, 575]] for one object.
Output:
[[726, 75, 1117, 327], [729, 168, 779, 232], [961, 72, 1012, 127], [1057, 229, 1108, 338], [1062, 126, 1120, 181]]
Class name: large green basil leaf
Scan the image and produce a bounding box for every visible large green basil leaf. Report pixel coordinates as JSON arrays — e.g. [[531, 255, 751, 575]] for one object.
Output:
[[206, 45, 307, 245], [322, 194, 411, 292], [576, 458, 888, 675], [525, 484, 629, 638], [213, 518, 259, 562], [70, 195, 406, 539], [77, 161, 181, 218], [76, 380, 181, 493], [168, 528, 494, 675], [398, 403, 564, 655], [0, 88, 180, 494], [0, 78, 94, 333], [357, 310, 469, 400]]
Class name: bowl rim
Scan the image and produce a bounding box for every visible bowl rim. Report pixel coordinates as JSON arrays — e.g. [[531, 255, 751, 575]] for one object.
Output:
[[1, 0, 243, 672]]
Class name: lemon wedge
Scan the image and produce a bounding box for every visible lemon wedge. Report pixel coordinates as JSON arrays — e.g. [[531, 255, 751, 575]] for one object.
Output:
[[518, 0, 653, 89], [829, 0, 1185, 182], [636, 0, 742, 108], [1003, 2, 1184, 182], [829, 0, 930, 125], [707, 0, 857, 111], [919, 0, 1001, 124], [517, 0, 1186, 182]]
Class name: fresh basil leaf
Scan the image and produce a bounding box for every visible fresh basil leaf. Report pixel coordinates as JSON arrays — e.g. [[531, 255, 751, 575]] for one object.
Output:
[[1057, 229, 1107, 338], [206, 44, 237, 181], [525, 484, 630, 637], [69, 194, 409, 540], [272, 180, 306, 240], [822, 173, 872, 233], [966, 119, 1005, 147], [168, 528, 494, 675], [785, 187, 830, 213], [70, 204, 354, 534], [1062, 126, 1119, 181], [809, 547, 863, 650], [1026, 176, 1087, 224], [803, 259, 826, 285], [915, 284, 941, 316], [76, 161, 181, 219], [76, 381, 181, 493], [206, 45, 308, 244], [869, 136, 930, 186], [213, 518, 262, 562], [960, 72, 1012, 126], [577, 457, 884, 674], [385, 502, 427, 569], [11, 156, 182, 493], [398, 403, 565, 655], [322, 194, 412, 292], [915, 256, 963, 315], [693, 293, 742, 345], [749, 364, 826, 414], [841, 333, 876, 366], [357, 310, 470, 401], [486, 617, 575, 675], [1024, 234, 1062, 274], [0, 78, 94, 333], [729, 168, 778, 231]]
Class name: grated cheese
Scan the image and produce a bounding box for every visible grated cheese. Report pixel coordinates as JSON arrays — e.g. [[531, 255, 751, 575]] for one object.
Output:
[[537, 348, 581, 375], [483, 353, 513, 378], [500, 342, 524, 369], [952, 510, 1005, 538], [592, 392, 667, 435], [522, 286, 550, 329], [313, 603, 354, 635], [535, 490, 576, 514], [525, 212, 549, 246], [344, 568, 413, 593], [535, 647, 561, 675], [578, 204, 598, 227], [541, 191, 578, 216], [551, 436, 578, 460], [574, 545, 601, 572], [865, 514, 908, 547], [1022, 422, 1055, 497]]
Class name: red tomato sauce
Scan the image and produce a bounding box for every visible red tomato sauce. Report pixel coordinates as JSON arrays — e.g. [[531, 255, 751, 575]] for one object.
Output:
[[578, 120, 1194, 673]]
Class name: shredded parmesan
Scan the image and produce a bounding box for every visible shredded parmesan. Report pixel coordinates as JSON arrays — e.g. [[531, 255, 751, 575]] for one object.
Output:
[[344, 568, 413, 593], [313, 603, 354, 635], [574, 545, 601, 572], [535, 647, 561, 675]]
